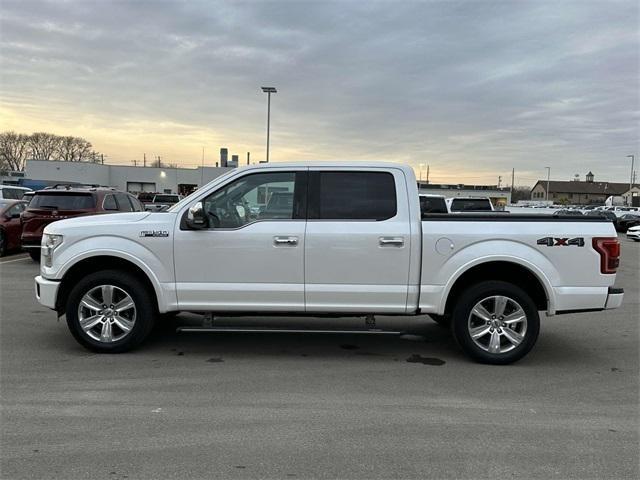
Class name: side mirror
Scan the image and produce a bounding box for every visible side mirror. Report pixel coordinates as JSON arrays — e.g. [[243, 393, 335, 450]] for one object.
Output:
[[186, 201, 208, 229]]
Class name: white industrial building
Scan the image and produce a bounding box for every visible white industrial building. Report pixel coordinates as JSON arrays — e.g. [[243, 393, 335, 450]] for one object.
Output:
[[24, 160, 234, 195], [417, 181, 511, 207]]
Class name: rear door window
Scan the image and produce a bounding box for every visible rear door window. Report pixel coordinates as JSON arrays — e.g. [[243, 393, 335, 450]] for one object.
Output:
[[309, 171, 397, 220], [30, 193, 96, 210]]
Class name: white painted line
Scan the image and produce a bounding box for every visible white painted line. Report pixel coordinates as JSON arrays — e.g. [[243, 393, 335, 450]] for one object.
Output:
[[0, 255, 31, 264]]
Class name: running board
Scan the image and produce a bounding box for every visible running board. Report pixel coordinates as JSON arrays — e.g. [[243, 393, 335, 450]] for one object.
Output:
[[176, 326, 403, 335]]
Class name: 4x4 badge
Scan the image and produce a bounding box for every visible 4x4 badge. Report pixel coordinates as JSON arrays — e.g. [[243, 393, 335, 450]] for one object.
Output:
[[537, 237, 584, 247]]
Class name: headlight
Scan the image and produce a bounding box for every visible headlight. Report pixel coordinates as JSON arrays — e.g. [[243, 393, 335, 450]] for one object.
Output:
[[41, 233, 63, 268]]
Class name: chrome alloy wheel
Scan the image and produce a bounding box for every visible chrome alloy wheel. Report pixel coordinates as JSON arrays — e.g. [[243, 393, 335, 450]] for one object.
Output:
[[77, 285, 136, 343], [467, 295, 528, 354]]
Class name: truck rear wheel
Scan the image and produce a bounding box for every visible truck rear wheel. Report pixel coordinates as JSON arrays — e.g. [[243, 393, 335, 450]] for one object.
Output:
[[451, 281, 539, 365], [65, 270, 156, 353]]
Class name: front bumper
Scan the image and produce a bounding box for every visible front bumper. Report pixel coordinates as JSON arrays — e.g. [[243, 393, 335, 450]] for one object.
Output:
[[626, 230, 640, 240], [35, 275, 60, 310], [604, 287, 624, 310]]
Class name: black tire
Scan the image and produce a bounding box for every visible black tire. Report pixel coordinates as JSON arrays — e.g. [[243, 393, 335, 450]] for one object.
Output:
[[451, 280, 540, 365], [65, 270, 156, 353], [429, 314, 451, 328], [29, 249, 41, 262], [0, 230, 6, 257]]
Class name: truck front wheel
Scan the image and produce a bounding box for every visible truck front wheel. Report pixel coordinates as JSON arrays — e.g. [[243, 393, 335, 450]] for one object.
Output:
[[451, 281, 540, 365], [65, 270, 156, 353]]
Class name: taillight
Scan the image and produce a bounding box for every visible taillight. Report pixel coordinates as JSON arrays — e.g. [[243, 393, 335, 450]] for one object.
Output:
[[592, 237, 620, 274]]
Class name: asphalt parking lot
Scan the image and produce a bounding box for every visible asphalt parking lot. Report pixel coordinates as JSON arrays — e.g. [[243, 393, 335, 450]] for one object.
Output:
[[1, 242, 638, 480]]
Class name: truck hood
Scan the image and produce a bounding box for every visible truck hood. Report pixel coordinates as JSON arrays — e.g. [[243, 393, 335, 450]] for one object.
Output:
[[44, 212, 153, 232]]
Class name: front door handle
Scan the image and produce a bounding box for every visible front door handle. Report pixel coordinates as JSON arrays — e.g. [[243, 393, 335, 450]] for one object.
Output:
[[274, 236, 298, 246], [379, 236, 404, 247]]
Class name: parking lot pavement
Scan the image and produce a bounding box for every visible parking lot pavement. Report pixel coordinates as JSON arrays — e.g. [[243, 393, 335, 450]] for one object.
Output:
[[1, 243, 638, 480]]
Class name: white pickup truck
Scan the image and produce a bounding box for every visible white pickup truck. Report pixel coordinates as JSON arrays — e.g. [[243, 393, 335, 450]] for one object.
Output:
[[34, 162, 624, 364]]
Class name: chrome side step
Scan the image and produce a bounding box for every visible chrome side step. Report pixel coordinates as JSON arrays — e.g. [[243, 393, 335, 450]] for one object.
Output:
[[176, 327, 402, 335]]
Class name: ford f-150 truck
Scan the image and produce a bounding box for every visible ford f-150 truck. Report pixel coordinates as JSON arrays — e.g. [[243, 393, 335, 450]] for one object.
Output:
[[34, 163, 624, 364]]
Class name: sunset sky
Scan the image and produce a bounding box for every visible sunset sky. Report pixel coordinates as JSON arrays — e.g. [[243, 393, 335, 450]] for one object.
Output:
[[1, 0, 638, 186]]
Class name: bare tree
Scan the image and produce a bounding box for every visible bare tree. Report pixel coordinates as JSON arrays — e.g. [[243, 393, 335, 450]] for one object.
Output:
[[56, 136, 95, 162], [28, 132, 62, 161], [0, 131, 30, 171]]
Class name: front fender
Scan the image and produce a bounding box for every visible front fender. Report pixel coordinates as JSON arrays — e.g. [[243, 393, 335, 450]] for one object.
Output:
[[44, 236, 176, 313]]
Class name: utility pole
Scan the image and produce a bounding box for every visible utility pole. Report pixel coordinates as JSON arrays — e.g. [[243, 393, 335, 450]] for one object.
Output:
[[511, 168, 515, 193], [101, 154, 104, 165], [628, 154, 635, 191], [426, 165, 430, 184], [498, 175, 502, 188], [132, 159, 138, 167], [247, 152, 250, 165], [261, 87, 277, 162], [545, 167, 551, 201], [143, 153, 146, 167]]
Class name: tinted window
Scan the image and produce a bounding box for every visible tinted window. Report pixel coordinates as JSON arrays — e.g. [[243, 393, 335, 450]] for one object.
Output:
[[420, 196, 448, 215], [102, 194, 117, 210], [2, 188, 23, 200], [7, 203, 25, 216], [153, 195, 179, 203], [202, 172, 297, 228], [30, 193, 95, 210], [128, 195, 144, 212], [311, 172, 396, 220], [115, 193, 133, 212], [450, 198, 493, 212]]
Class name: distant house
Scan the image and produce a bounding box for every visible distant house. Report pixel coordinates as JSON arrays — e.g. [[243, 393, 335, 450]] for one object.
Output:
[[531, 172, 638, 205]]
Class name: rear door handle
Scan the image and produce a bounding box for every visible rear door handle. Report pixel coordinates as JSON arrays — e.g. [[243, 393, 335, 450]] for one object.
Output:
[[379, 236, 404, 247], [274, 236, 298, 246]]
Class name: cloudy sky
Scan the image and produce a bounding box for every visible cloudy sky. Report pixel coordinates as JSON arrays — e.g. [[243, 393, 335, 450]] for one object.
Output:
[[1, 0, 638, 185]]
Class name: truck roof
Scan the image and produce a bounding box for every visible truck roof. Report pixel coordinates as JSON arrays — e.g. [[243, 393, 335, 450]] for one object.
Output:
[[239, 161, 414, 172]]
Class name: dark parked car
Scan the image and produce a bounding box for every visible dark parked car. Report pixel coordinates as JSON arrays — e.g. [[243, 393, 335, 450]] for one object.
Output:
[[586, 210, 617, 223], [553, 209, 583, 216], [615, 214, 640, 232], [21, 187, 144, 261], [0, 200, 27, 256]]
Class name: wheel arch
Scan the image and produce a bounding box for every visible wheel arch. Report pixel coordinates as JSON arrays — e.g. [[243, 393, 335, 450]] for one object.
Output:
[[442, 259, 553, 316], [56, 255, 162, 314]]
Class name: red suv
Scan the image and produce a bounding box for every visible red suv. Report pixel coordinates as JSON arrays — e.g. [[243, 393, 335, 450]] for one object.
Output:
[[21, 186, 144, 261], [0, 199, 28, 256]]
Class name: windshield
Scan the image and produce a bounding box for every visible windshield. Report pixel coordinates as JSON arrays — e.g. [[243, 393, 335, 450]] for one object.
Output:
[[29, 193, 95, 210], [168, 169, 238, 213]]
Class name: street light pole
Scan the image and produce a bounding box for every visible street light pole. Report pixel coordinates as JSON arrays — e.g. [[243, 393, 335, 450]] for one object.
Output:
[[627, 155, 635, 206], [545, 167, 551, 201], [261, 87, 277, 163]]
